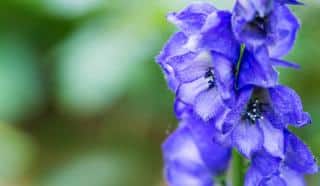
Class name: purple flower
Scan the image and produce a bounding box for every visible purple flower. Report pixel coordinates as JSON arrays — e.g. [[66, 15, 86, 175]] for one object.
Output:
[[221, 85, 310, 158], [232, 0, 300, 58], [173, 51, 234, 122], [157, 1, 317, 185], [244, 130, 318, 186], [156, 2, 240, 122], [162, 117, 232, 186]]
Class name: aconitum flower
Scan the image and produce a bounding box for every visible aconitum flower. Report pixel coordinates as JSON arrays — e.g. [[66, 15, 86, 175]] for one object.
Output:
[[162, 117, 232, 186], [221, 85, 311, 158], [232, 0, 300, 58], [157, 1, 318, 186], [156, 2, 240, 122], [245, 130, 318, 186], [173, 51, 235, 122]]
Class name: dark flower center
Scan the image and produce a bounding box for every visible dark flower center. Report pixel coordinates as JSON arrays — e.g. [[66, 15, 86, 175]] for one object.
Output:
[[242, 98, 264, 124], [204, 68, 215, 89], [247, 15, 269, 37]]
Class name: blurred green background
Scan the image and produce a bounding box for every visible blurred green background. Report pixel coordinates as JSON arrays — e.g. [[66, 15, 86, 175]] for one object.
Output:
[[0, 0, 318, 186]]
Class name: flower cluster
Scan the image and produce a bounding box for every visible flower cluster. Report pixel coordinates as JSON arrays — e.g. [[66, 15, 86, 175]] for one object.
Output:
[[156, 1, 318, 186]]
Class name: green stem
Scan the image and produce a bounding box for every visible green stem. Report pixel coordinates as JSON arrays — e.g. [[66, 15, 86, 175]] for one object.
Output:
[[232, 150, 245, 186], [235, 44, 246, 90]]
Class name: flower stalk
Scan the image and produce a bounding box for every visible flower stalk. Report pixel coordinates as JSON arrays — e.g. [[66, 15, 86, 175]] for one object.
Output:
[[232, 150, 245, 186]]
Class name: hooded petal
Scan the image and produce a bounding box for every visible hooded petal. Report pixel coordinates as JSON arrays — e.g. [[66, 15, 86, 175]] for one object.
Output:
[[167, 2, 216, 35], [280, 166, 306, 186], [156, 32, 189, 64], [168, 52, 197, 72], [163, 118, 233, 186], [201, 11, 240, 63], [251, 0, 274, 17], [269, 85, 311, 127], [156, 32, 189, 91], [235, 0, 274, 19], [163, 126, 214, 186], [231, 121, 264, 158], [232, 1, 268, 48], [238, 49, 278, 89], [187, 116, 232, 174], [258, 118, 284, 158], [284, 130, 318, 174], [163, 126, 204, 166], [232, 1, 300, 58], [233, 0, 257, 21], [267, 4, 300, 58], [172, 51, 212, 83]]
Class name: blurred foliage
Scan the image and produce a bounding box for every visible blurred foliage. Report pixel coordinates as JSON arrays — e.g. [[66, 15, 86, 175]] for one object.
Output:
[[0, 0, 318, 186]]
